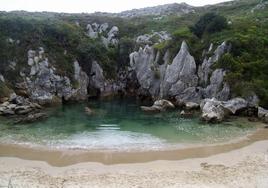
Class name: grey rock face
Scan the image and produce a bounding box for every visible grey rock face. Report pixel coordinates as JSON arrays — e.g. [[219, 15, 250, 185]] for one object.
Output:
[[0, 74, 5, 82], [161, 41, 198, 100], [23, 48, 89, 105], [129, 45, 163, 98], [89, 61, 124, 97], [203, 69, 227, 99], [90, 61, 106, 92], [129, 40, 231, 104], [198, 42, 228, 86], [107, 26, 119, 46], [71, 61, 89, 101]]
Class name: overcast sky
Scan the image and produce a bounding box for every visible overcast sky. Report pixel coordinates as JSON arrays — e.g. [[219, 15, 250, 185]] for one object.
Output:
[[1, 0, 232, 13]]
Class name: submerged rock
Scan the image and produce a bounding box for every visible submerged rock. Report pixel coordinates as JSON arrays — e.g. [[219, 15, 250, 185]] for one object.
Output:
[[180, 110, 194, 118], [15, 112, 48, 124], [85, 107, 94, 115]]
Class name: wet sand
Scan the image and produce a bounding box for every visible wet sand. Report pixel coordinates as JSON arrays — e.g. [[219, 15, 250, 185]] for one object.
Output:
[[0, 139, 268, 187], [0, 127, 268, 166]]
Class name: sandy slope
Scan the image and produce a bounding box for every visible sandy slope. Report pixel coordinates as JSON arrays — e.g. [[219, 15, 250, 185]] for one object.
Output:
[[0, 140, 268, 188]]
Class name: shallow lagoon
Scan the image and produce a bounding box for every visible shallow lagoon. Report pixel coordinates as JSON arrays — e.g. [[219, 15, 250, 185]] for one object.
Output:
[[0, 98, 256, 151]]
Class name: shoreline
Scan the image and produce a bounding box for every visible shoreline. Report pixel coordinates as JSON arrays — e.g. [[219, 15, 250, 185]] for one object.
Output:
[[0, 126, 267, 166], [0, 139, 268, 187]]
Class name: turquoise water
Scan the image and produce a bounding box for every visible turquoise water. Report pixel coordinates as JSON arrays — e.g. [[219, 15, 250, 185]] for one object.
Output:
[[0, 98, 256, 151]]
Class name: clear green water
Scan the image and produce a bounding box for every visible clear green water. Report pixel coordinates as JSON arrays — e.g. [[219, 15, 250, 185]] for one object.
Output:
[[0, 98, 256, 151]]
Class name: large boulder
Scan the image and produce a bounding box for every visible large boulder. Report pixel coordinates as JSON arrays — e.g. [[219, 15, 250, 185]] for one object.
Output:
[[201, 97, 250, 122], [200, 98, 226, 123], [222, 98, 248, 114], [185, 102, 200, 110], [258, 107, 268, 123], [141, 99, 175, 113]]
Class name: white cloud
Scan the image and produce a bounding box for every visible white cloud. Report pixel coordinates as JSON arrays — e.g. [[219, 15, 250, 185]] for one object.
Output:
[[0, 0, 232, 13]]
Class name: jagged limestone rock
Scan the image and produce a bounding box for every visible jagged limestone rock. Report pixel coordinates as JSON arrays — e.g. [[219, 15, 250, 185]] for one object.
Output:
[[129, 45, 161, 98], [161, 41, 198, 102], [24, 48, 89, 104], [129, 41, 231, 104], [71, 61, 89, 101], [87, 23, 119, 47], [198, 42, 228, 86]]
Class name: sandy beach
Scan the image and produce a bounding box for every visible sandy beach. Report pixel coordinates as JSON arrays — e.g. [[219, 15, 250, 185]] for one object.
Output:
[[0, 129, 268, 187]]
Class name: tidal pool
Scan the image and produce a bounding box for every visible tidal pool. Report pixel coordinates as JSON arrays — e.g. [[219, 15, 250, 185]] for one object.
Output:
[[0, 98, 257, 152]]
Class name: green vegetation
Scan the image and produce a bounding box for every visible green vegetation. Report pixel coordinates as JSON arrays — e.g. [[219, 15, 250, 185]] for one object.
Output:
[[0, 0, 268, 107], [190, 12, 228, 38]]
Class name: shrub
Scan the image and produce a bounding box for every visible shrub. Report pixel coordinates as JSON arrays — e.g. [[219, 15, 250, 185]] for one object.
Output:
[[190, 12, 228, 38]]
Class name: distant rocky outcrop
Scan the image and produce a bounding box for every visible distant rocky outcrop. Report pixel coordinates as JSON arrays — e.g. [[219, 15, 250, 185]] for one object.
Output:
[[251, 0, 268, 13], [86, 23, 119, 47], [116, 3, 195, 18], [136, 31, 171, 45]]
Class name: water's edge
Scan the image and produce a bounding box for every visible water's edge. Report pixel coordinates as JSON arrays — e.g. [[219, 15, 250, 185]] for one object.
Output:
[[0, 127, 267, 167]]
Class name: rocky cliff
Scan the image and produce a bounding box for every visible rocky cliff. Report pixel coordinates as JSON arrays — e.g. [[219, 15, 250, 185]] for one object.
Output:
[[129, 41, 231, 104]]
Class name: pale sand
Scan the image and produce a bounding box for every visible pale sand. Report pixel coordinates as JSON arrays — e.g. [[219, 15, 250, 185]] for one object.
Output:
[[0, 134, 268, 187]]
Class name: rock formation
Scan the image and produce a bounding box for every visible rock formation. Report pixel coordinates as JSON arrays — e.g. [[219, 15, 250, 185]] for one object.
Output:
[[116, 3, 195, 18], [141, 99, 175, 112], [129, 41, 230, 104], [136, 31, 171, 45], [258, 107, 268, 123], [19, 48, 89, 105], [201, 97, 249, 122], [87, 23, 119, 47]]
